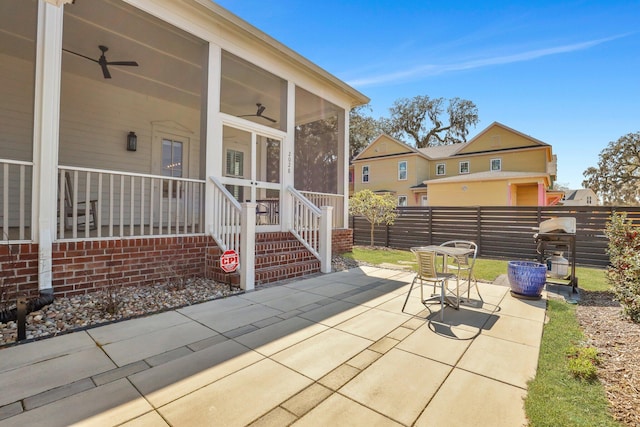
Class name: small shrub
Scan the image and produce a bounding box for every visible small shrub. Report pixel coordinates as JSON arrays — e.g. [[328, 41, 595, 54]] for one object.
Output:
[[604, 212, 640, 322], [0, 241, 18, 313], [566, 345, 601, 381]]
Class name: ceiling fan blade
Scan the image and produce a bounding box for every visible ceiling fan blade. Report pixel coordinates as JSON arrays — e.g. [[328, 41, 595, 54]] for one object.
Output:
[[62, 48, 99, 63], [100, 62, 111, 79], [261, 115, 277, 123], [107, 61, 139, 67]]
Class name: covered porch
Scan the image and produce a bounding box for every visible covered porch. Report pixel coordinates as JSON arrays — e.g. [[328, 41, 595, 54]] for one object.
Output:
[[0, 0, 367, 299]]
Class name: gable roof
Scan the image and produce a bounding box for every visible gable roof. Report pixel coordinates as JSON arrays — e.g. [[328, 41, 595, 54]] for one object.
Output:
[[455, 121, 549, 156], [353, 133, 427, 161]]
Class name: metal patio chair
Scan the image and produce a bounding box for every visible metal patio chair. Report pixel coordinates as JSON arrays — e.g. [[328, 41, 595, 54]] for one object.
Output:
[[403, 248, 456, 320], [440, 240, 481, 303]]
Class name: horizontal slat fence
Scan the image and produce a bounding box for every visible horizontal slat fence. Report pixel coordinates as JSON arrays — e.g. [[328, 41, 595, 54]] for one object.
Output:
[[352, 206, 640, 268]]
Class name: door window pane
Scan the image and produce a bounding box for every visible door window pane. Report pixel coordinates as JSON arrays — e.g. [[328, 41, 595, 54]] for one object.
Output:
[[162, 139, 183, 177]]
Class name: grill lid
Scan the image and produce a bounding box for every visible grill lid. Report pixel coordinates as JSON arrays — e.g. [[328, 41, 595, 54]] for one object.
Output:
[[537, 217, 576, 234]]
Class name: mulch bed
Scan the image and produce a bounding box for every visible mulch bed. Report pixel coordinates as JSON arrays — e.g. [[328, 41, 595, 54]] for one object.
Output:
[[575, 290, 640, 426]]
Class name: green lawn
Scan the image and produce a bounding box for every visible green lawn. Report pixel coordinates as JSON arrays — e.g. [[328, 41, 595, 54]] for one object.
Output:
[[345, 246, 619, 426]]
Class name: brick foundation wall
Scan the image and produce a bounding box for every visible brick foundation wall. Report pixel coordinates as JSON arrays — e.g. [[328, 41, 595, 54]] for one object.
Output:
[[0, 243, 39, 300], [51, 236, 217, 298], [332, 228, 353, 254]]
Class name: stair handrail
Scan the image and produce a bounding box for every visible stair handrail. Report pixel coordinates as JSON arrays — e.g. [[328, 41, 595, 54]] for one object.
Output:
[[287, 186, 322, 259], [209, 176, 242, 252]]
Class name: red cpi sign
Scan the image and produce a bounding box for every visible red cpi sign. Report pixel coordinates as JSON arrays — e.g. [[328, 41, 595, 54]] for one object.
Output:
[[220, 249, 239, 273]]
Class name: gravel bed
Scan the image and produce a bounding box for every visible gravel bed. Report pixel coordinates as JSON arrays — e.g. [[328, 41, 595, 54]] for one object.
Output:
[[0, 256, 363, 347], [0, 278, 243, 346]]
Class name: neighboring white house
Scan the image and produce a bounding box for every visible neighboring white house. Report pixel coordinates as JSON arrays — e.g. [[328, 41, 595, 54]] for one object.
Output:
[[561, 189, 599, 206]]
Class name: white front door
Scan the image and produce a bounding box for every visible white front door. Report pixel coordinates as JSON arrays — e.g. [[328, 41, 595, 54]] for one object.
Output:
[[221, 124, 282, 229]]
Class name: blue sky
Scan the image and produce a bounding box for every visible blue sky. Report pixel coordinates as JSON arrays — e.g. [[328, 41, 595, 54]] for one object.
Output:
[[215, 0, 640, 189]]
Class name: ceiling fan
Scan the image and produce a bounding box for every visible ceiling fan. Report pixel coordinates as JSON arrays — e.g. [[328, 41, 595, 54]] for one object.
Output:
[[238, 103, 277, 123], [62, 45, 138, 79]]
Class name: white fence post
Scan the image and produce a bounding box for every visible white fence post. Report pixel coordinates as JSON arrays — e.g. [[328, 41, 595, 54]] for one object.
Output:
[[319, 206, 333, 273], [240, 202, 256, 291]]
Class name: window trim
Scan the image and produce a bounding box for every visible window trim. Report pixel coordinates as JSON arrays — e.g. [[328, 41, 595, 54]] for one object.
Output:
[[436, 163, 446, 176], [398, 195, 408, 206], [459, 160, 470, 174], [398, 160, 407, 181], [490, 158, 502, 172], [362, 165, 370, 183]]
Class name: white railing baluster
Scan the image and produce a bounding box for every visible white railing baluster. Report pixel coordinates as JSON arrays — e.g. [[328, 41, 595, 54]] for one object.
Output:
[[19, 165, 25, 240], [119, 175, 124, 237], [85, 172, 91, 238], [97, 173, 102, 238], [150, 178, 155, 235], [3, 164, 9, 238], [109, 174, 114, 236], [59, 169, 65, 238], [72, 171, 78, 238], [140, 177, 145, 237], [130, 175, 135, 236]]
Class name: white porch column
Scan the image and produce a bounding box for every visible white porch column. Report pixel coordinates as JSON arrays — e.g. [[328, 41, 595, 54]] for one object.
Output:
[[240, 202, 256, 291], [341, 107, 350, 228], [205, 44, 222, 235], [33, 1, 65, 292], [282, 81, 296, 231], [319, 206, 333, 273]]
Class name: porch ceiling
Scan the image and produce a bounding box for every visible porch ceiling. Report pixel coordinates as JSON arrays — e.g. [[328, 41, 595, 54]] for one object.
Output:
[[1, 0, 342, 124], [62, 0, 205, 109]]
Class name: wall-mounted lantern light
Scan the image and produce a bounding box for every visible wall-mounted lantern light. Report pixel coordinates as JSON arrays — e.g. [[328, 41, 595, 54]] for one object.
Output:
[[127, 131, 137, 152]]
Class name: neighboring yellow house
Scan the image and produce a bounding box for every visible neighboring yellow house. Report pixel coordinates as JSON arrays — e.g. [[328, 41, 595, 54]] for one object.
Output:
[[351, 134, 431, 206], [351, 122, 563, 206]]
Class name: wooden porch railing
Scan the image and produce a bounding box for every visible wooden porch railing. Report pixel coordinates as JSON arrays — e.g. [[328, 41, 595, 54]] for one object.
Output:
[[0, 159, 32, 241], [58, 166, 205, 240], [300, 190, 344, 228], [209, 176, 242, 253]]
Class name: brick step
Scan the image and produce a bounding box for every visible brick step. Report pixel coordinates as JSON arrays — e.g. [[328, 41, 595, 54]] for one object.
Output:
[[256, 258, 321, 285], [208, 231, 321, 286]]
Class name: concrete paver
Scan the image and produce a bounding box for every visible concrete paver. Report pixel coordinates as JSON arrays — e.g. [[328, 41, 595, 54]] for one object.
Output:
[[0, 267, 548, 427], [341, 348, 452, 426], [272, 328, 372, 380], [416, 368, 528, 426], [158, 358, 312, 426]]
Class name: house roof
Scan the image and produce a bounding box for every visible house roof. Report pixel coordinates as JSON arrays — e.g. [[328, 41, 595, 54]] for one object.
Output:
[[424, 170, 550, 185], [418, 144, 462, 159], [415, 121, 550, 160], [352, 133, 428, 162], [194, 0, 370, 108]]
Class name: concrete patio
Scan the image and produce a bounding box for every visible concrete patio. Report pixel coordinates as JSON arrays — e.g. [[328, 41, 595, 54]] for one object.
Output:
[[0, 266, 546, 426]]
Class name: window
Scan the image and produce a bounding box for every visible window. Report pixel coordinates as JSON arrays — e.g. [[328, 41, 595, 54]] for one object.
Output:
[[436, 163, 445, 176], [162, 139, 183, 197], [362, 165, 369, 183], [226, 150, 244, 177], [398, 195, 407, 206], [490, 158, 501, 172], [459, 161, 470, 174], [398, 161, 407, 180], [587, 196, 592, 204]]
